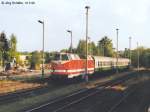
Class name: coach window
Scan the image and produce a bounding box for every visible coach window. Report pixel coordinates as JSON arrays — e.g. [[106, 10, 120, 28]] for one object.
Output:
[[104, 62, 106, 66], [62, 54, 69, 61], [106, 62, 108, 66], [101, 62, 103, 66], [98, 61, 100, 66]]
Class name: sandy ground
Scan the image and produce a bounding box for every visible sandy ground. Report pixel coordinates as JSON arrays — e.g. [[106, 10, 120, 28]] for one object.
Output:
[[0, 70, 50, 95], [0, 80, 44, 95]]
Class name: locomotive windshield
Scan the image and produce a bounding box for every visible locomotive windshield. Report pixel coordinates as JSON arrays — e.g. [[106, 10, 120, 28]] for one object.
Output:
[[53, 53, 69, 61], [62, 54, 69, 61], [53, 54, 61, 60]]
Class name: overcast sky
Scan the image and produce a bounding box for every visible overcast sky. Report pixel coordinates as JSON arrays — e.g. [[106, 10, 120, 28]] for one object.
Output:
[[0, 0, 150, 52]]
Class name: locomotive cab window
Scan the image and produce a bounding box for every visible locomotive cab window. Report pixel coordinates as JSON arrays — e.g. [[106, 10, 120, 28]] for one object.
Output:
[[54, 54, 61, 60], [62, 54, 69, 61]]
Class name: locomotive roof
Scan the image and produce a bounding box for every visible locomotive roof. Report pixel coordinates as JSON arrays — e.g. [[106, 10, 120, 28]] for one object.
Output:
[[56, 52, 81, 60]]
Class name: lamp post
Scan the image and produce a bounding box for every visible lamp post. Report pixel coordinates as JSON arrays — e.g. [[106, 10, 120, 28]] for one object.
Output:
[[137, 42, 140, 72], [85, 6, 90, 82], [67, 30, 73, 53], [103, 42, 105, 56], [38, 20, 45, 77], [129, 37, 132, 67], [88, 37, 91, 55], [116, 28, 119, 74]]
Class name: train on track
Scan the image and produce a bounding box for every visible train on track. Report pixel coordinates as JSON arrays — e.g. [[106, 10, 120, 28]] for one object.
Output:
[[51, 52, 130, 78]]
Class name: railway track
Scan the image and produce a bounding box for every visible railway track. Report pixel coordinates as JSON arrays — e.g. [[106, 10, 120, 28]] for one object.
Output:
[[0, 71, 134, 106], [106, 72, 150, 112], [0, 86, 47, 104], [107, 85, 137, 112], [0, 78, 69, 105], [25, 72, 137, 112], [54, 72, 141, 112]]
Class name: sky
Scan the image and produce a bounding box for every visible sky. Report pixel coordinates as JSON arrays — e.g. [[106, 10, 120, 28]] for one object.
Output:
[[0, 0, 150, 52]]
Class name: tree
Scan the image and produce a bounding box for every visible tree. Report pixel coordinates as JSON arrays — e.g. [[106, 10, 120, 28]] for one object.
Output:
[[29, 51, 41, 69], [88, 41, 97, 55], [131, 47, 150, 68], [143, 50, 150, 68], [98, 36, 114, 57], [60, 49, 69, 53], [0, 51, 2, 66], [45, 52, 51, 63], [120, 48, 130, 58], [76, 40, 86, 58], [9, 34, 17, 61], [0, 32, 10, 69]]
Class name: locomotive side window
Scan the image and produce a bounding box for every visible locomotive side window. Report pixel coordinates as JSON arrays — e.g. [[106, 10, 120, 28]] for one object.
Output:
[[62, 54, 69, 61], [98, 61, 100, 66]]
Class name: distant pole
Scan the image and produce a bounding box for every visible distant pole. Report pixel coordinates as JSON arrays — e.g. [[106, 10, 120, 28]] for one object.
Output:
[[99, 42, 101, 55], [85, 6, 90, 82], [137, 42, 140, 71], [67, 30, 73, 53], [38, 20, 45, 77], [116, 28, 119, 74], [129, 37, 132, 67], [103, 42, 105, 56]]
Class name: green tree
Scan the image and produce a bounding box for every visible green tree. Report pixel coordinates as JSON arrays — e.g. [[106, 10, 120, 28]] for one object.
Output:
[[0, 51, 2, 66], [45, 52, 51, 63], [0, 32, 10, 68], [60, 49, 69, 53], [143, 50, 150, 68], [124, 48, 129, 58], [131, 47, 150, 68], [138, 47, 146, 67], [98, 36, 114, 57], [76, 40, 86, 58], [29, 51, 41, 69], [120, 48, 130, 58], [88, 41, 97, 55], [9, 34, 17, 62], [76, 40, 97, 58]]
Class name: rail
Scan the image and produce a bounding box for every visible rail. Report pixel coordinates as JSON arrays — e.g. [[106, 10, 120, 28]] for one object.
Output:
[[26, 72, 135, 112]]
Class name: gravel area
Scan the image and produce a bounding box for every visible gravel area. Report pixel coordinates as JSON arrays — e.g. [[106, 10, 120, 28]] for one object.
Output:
[[0, 80, 43, 95], [112, 72, 150, 112], [0, 83, 84, 112], [58, 71, 150, 112], [0, 71, 136, 112]]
